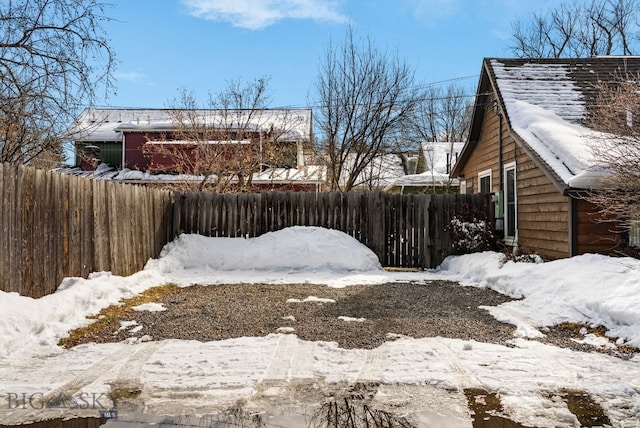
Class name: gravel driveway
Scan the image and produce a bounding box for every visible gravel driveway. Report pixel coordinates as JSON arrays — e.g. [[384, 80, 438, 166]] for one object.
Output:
[[66, 280, 638, 357], [107, 281, 517, 349]]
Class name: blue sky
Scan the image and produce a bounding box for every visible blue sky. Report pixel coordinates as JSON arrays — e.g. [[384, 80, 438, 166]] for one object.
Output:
[[102, 0, 556, 110]]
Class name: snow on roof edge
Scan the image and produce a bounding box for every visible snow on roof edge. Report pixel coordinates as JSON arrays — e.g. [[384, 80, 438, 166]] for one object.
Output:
[[490, 59, 613, 187]]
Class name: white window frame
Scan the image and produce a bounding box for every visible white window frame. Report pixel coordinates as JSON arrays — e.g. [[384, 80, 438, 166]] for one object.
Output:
[[460, 180, 467, 195], [503, 162, 517, 245], [478, 169, 492, 194]]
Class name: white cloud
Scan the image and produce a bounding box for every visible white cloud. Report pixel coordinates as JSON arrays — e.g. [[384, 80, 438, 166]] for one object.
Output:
[[182, 0, 348, 30], [115, 71, 147, 83]]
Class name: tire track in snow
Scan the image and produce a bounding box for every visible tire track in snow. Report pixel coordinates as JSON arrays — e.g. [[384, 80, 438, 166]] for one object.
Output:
[[290, 339, 316, 380], [16, 342, 162, 416], [430, 340, 481, 389], [262, 334, 388, 385], [36, 350, 134, 406], [355, 345, 387, 382], [114, 341, 164, 385], [262, 334, 298, 381]]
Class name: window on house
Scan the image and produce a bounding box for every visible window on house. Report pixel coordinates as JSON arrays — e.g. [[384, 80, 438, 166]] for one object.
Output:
[[479, 169, 492, 194], [504, 162, 517, 242], [75, 141, 123, 168], [465, 177, 474, 195], [269, 141, 298, 169]]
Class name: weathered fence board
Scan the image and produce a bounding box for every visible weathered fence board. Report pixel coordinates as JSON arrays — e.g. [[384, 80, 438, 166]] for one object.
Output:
[[0, 164, 174, 298]]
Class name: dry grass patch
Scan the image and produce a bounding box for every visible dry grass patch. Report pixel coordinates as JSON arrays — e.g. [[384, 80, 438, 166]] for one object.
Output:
[[58, 284, 180, 349], [555, 322, 639, 355]]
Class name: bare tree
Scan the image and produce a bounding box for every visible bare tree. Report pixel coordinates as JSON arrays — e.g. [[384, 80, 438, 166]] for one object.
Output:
[[586, 70, 640, 249], [409, 83, 472, 143], [314, 27, 421, 192], [511, 0, 639, 58], [404, 83, 472, 192], [0, 0, 115, 166], [145, 79, 304, 192]]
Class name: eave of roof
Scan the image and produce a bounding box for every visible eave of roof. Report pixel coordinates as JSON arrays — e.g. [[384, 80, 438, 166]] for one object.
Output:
[[487, 58, 569, 193], [452, 56, 640, 192], [66, 107, 313, 142], [450, 66, 491, 178]]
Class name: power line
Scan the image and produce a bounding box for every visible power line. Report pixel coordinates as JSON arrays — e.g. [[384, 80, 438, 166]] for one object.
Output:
[[86, 75, 481, 112], [272, 75, 480, 110]]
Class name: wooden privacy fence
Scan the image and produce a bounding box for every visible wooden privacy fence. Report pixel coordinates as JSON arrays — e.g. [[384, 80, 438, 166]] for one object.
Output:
[[173, 191, 491, 270], [1, 163, 491, 298], [0, 164, 174, 298]]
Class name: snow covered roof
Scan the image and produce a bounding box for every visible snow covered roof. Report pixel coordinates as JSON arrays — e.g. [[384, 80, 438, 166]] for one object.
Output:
[[55, 163, 326, 185], [385, 171, 460, 189], [456, 57, 640, 190], [65, 107, 313, 142], [339, 153, 408, 189], [385, 142, 463, 189], [64, 109, 177, 141]]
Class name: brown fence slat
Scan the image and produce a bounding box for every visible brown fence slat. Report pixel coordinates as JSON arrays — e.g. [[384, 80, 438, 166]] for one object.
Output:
[[20, 167, 34, 296], [58, 172, 70, 288], [33, 169, 47, 296], [43, 171, 55, 293]]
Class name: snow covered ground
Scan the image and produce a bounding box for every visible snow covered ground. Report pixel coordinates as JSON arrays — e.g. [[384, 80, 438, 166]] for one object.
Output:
[[1, 226, 639, 427]]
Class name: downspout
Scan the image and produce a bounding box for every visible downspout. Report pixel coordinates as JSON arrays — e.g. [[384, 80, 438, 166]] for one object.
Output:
[[495, 98, 503, 193], [568, 195, 578, 257], [493, 97, 505, 235], [120, 132, 125, 169]]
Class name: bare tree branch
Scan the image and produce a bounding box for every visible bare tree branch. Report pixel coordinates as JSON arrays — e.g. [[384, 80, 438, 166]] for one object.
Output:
[[0, 0, 116, 165], [510, 0, 639, 58], [586, 70, 640, 249], [314, 26, 420, 192], [145, 79, 304, 192]]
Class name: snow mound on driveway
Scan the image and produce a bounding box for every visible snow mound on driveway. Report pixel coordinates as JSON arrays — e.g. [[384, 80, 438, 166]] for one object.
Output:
[[158, 226, 383, 272]]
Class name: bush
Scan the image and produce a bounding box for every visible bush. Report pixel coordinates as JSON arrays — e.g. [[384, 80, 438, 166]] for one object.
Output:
[[448, 205, 500, 254]]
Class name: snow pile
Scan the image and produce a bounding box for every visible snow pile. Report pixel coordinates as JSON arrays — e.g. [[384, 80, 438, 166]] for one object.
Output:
[[0, 269, 167, 358], [154, 226, 383, 273], [440, 252, 640, 346]]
